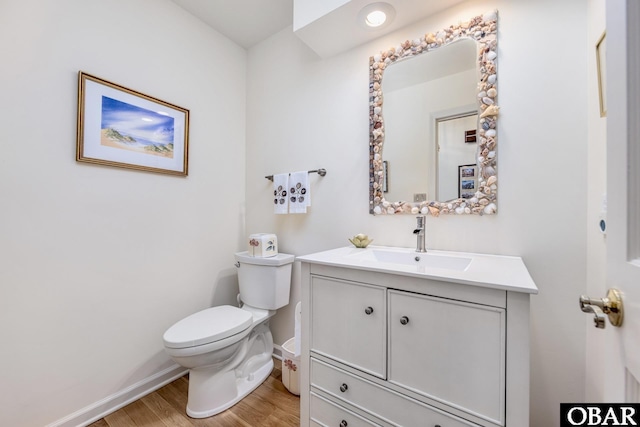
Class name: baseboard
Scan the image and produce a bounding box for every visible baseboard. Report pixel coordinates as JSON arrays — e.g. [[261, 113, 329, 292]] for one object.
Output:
[[272, 344, 283, 360], [45, 364, 187, 427]]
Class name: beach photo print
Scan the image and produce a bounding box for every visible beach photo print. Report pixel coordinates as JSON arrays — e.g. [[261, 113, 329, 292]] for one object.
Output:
[[76, 72, 189, 176]]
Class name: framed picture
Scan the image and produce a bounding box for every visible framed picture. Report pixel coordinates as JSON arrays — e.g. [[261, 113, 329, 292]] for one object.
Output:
[[465, 129, 477, 143], [458, 164, 477, 199], [76, 72, 189, 176], [596, 31, 607, 118]]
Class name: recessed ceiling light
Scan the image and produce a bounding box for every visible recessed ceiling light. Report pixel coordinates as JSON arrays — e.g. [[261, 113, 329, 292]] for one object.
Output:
[[358, 3, 396, 30], [366, 10, 387, 27]]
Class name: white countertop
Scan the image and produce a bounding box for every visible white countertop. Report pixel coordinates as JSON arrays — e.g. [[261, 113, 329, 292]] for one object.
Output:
[[297, 245, 538, 294]]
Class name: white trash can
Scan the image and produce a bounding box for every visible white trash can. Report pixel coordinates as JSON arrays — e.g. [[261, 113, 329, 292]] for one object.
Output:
[[281, 337, 300, 395]]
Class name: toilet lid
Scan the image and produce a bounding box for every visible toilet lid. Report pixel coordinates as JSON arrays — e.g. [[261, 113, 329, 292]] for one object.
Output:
[[163, 305, 253, 349]]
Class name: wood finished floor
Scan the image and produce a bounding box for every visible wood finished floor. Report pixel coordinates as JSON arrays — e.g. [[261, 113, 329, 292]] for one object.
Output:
[[88, 359, 300, 427]]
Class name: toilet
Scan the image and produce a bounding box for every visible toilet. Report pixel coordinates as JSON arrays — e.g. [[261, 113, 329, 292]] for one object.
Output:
[[162, 251, 294, 418]]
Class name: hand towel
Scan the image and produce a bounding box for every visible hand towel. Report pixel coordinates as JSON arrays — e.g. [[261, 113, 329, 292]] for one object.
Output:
[[273, 173, 289, 214], [289, 170, 310, 214]]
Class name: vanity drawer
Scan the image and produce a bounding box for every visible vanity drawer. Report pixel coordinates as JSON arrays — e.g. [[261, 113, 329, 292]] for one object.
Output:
[[311, 358, 480, 427], [311, 392, 382, 427]]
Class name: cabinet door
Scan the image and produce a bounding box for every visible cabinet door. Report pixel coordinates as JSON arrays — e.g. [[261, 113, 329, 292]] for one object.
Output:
[[311, 276, 386, 378], [388, 290, 505, 425]]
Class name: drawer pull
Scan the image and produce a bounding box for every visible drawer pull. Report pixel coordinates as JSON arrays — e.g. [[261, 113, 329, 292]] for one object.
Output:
[[340, 421, 348, 427], [365, 306, 374, 315], [339, 383, 349, 392], [400, 316, 410, 325]]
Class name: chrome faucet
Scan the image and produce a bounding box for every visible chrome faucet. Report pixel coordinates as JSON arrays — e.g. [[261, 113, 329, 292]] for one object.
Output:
[[413, 215, 427, 253]]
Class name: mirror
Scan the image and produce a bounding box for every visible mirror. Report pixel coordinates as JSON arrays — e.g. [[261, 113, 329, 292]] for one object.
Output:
[[382, 39, 477, 203], [369, 11, 499, 216]]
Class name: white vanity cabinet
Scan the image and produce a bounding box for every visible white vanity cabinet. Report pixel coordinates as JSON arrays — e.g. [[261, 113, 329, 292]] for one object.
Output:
[[298, 247, 537, 427]]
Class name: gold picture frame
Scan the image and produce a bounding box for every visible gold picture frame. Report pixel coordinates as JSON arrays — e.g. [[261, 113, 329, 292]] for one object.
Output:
[[596, 31, 607, 118], [76, 72, 189, 176]]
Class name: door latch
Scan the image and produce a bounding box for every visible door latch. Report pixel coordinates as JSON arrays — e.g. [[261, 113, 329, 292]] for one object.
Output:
[[579, 288, 623, 329]]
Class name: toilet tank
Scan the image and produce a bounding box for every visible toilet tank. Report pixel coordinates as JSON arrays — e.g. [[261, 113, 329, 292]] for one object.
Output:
[[234, 252, 295, 310]]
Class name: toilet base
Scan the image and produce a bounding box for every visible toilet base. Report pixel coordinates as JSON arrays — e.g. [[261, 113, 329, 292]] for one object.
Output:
[[185, 322, 275, 419], [186, 357, 273, 418]]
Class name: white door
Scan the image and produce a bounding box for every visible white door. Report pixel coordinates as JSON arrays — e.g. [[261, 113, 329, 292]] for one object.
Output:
[[602, 0, 640, 401], [435, 113, 478, 201]]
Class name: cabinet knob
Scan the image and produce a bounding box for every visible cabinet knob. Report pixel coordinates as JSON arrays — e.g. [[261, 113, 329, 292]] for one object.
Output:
[[340, 421, 348, 427], [339, 383, 348, 392], [365, 306, 374, 315], [400, 316, 409, 325]]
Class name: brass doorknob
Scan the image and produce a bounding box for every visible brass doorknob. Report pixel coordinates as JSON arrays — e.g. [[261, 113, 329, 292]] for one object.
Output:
[[579, 288, 623, 329]]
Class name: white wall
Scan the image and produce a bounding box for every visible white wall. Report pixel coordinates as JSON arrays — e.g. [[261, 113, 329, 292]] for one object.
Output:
[[247, 1, 588, 426], [0, 1, 246, 426]]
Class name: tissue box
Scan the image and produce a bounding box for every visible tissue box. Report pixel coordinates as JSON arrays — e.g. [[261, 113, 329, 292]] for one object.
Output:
[[248, 233, 278, 257]]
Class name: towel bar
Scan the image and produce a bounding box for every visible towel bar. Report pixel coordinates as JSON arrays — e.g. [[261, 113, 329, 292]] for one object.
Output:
[[265, 168, 327, 181]]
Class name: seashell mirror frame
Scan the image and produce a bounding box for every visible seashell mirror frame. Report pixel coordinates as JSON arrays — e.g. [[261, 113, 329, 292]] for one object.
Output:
[[369, 10, 499, 216]]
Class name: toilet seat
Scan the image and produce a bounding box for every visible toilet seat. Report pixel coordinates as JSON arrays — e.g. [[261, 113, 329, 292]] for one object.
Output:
[[163, 305, 252, 349]]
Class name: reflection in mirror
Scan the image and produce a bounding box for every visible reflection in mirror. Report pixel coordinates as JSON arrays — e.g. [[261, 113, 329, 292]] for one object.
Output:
[[382, 39, 477, 203], [369, 11, 499, 216], [436, 112, 478, 201]]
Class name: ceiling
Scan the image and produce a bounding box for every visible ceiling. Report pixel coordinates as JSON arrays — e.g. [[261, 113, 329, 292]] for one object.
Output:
[[170, 0, 467, 56], [170, 0, 293, 49]]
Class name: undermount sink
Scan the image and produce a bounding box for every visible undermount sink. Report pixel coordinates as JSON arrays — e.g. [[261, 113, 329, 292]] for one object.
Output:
[[347, 247, 472, 271]]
